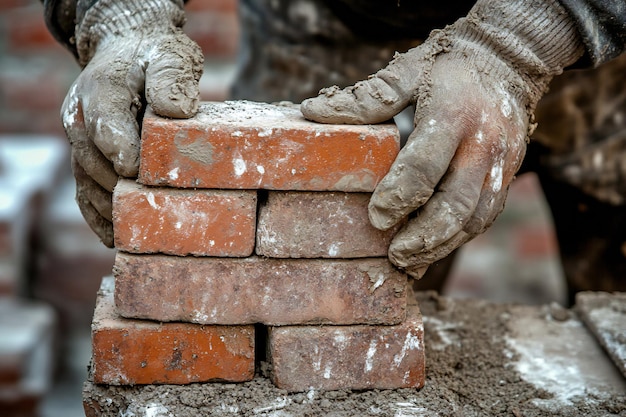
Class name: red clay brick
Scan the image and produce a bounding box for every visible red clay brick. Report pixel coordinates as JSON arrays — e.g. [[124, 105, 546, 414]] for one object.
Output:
[[184, 10, 240, 58], [113, 179, 256, 256], [256, 191, 403, 258], [269, 305, 425, 391], [139, 101, 400, 191], [184, 0, 238, 13], [114, 253, 408, 326], [6, 7, 61, 50], [91, 277, 255, 385]]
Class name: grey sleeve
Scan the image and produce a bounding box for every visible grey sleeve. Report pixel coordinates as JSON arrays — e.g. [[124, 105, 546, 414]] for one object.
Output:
[[558, 0, 626, 65]]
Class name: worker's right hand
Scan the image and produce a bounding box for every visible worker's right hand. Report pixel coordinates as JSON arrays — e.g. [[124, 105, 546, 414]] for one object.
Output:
[[61, 0, 203, 247]]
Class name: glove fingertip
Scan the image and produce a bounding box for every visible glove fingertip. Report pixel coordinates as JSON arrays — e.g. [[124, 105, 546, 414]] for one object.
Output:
[[147, 81, 200, 119], [368, 204, 397, 231]]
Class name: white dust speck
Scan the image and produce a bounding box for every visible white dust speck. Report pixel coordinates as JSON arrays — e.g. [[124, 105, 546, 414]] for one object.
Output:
[[146, 192, 159, 209], [168, 167, 179, 180], [328, 243, 339, 257], [233, 157, 247, 176], [144, 403, 169, 417], [252, 397, 291, 414], [257, 128, 273, 137], [370, 273, 386, 292]]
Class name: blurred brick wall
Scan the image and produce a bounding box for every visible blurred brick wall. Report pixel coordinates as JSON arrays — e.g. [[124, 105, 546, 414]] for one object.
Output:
[[0, 0, 239, 137], [0, 0, 79, 137]]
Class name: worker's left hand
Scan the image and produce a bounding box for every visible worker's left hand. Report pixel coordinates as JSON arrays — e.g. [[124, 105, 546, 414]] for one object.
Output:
[[301, 0, 584, 277]]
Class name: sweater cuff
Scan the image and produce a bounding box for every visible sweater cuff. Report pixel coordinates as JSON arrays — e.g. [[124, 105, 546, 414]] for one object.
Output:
[[75, 0, 185, 67]]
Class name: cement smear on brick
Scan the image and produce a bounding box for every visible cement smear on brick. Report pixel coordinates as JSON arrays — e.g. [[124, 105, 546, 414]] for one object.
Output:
[[83, 292, 626, 416]]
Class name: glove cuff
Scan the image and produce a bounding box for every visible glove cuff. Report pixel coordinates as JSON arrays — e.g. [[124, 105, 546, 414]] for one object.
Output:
[[448, 0, 584, 109], [76, 0, 186, 67]]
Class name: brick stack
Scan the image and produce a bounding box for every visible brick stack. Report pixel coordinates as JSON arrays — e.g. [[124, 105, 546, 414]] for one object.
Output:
[[92, 100, 425, 393]]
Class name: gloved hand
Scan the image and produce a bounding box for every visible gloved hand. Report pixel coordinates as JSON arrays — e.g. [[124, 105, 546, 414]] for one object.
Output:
[[302, 0, 584, 278], [61, 0, 203, 247]]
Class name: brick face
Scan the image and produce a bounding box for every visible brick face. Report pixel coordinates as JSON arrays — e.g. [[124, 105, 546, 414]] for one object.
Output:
[[113, 179, 256, 257], [256, 191, 402, 258], [6, 7, 60, 50], [139, 101, 400, 191], [184, 9, 240, 58], [268, 305, 425, 392], [91, 277, 255, 385], [114, 253, 407, 326]]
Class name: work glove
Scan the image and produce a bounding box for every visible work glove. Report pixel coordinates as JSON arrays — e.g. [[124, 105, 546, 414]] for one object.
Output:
[[302, 0, 584, 278], [61, 0, 203, 247]]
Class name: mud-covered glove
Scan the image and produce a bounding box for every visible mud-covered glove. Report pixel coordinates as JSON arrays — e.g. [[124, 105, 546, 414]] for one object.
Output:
[[302, 0, 584, 278], [61, 0, 203, 247]]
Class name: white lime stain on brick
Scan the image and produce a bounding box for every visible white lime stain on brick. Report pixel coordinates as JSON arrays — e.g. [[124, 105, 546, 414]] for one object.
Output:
[[233, 156, 247, 176], [365, 339, 377, 372], [193, 311, 209, 323], [257, 128, 273, 137], [370, 272, 386, 292], [146, 192, 159, 209], [167, 167, 179, 180], [312, 345, 322, 371], [323, 364, 332, 379], [328, 243, 340, 257], [256, 165, 265, 174], [393, 331, 422, 367], [333, 332, 348, 351]]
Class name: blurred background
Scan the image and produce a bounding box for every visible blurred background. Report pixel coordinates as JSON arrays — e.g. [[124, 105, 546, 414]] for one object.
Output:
[[0, 1, 565, 416]]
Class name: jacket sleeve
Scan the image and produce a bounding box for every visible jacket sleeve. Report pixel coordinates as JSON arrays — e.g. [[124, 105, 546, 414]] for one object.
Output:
[[44, 0, 624, 66], [42, 0, 98, 59], [558, 0, 626, 66]]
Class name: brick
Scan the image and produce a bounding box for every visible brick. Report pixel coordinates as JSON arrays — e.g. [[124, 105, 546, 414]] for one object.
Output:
[[268, 305, 425, 392], [256, 191, 402, 258], [91, 277, 255, 385], [114, 253, 408, 326], [5, 6, 61, 50], [112, 179, 256, 256], [0, 0, 32, 10], [512, 224, 558, 259], [185, 10, 240, 58], [139, 101, 400, 191], [184, 0, 238, 13]]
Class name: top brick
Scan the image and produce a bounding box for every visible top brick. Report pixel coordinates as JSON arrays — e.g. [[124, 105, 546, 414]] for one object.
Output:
[[140, 101, 400, 192]]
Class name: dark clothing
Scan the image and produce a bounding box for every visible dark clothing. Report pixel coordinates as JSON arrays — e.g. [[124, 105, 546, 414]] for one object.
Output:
[[559, 0, 626, 65], [44, 0, 626, 67]]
